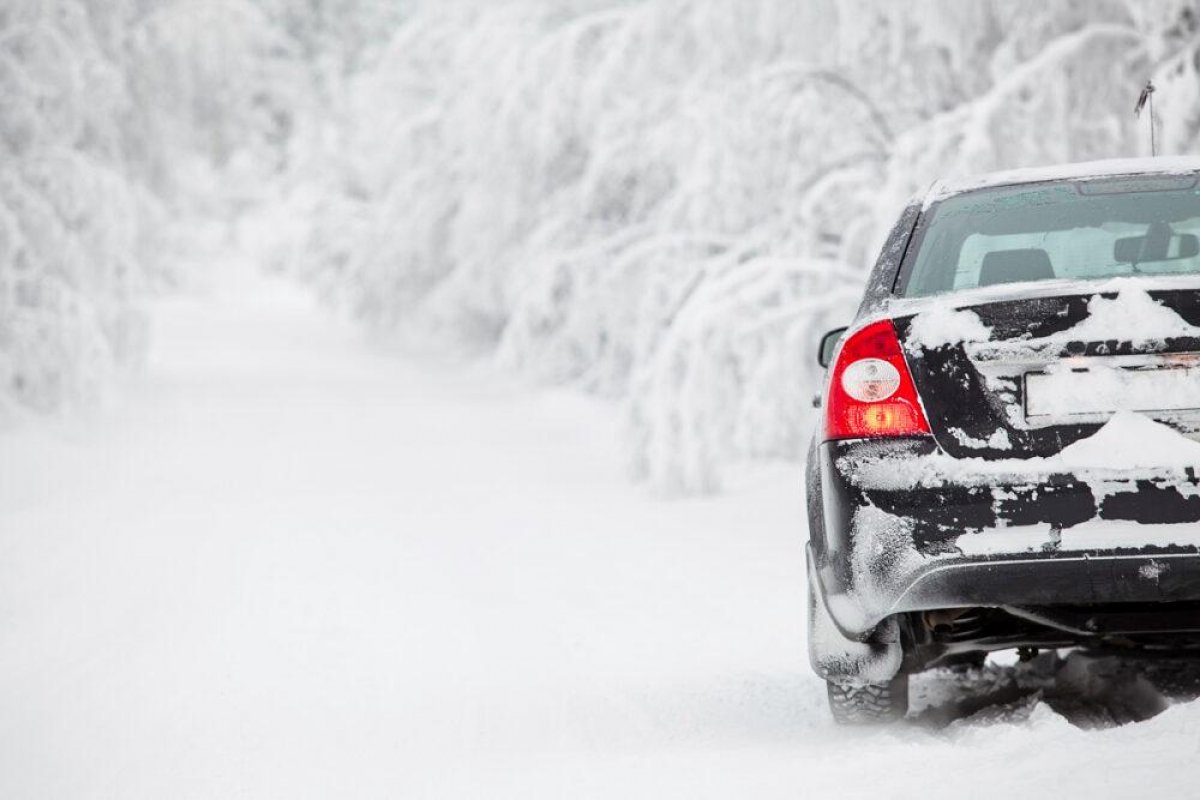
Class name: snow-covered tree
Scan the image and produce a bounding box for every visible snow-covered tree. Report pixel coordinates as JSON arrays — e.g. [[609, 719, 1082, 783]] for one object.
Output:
[[274, 0, 1200, 493], [0, 0, 152, 415], [0, 0, 400, 417], [15, 0, 1200, 493]]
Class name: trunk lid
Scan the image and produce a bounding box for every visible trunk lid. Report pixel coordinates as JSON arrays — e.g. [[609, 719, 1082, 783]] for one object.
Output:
[[892, 280, 1200, 459]]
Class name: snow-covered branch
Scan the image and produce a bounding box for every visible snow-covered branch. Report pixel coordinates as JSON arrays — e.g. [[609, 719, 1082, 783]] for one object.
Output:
[[265, 0, 1199, 493]]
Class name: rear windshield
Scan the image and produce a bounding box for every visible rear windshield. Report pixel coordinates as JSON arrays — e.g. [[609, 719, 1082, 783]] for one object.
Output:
[[898, 173, 1200, 297]]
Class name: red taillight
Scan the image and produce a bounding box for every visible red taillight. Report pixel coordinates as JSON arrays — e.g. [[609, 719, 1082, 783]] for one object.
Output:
[[824, 319, 931, 441]]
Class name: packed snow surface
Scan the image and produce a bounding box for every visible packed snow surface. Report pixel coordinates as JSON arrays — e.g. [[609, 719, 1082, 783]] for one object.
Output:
[[3, 267, 1200, 798]]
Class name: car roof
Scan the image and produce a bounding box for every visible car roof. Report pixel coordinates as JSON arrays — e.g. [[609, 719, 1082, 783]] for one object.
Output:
[[925, 156, 1200, 207]]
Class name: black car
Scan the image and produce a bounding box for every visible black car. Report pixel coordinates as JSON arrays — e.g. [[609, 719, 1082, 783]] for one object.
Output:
[[806, 157, 1200, 723]]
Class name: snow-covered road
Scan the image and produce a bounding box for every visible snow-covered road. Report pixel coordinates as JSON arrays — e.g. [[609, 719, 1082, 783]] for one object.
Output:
[[2, 271, 1199, 799]]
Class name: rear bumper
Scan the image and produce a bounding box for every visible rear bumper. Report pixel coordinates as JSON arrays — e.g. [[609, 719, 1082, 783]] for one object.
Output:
[[811, 438, 1200, 636]]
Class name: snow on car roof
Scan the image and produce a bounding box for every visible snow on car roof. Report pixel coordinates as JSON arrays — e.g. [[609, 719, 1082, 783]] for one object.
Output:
[[926, 155, 1200, 205]]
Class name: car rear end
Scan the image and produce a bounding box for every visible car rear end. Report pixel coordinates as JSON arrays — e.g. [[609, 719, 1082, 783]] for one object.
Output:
[[808, 162, 1200, 718]]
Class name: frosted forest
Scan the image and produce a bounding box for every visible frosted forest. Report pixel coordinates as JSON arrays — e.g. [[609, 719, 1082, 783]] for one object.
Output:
[[13, 2, 1200, 795], [6, 0, 1200, 494]]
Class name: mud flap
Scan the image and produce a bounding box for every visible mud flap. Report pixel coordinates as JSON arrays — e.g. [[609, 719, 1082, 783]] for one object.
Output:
[[807, 549, 902, 684]]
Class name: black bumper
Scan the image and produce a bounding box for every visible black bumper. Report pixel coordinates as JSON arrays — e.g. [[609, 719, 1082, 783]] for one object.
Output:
[[809, 438, 1200, 637]]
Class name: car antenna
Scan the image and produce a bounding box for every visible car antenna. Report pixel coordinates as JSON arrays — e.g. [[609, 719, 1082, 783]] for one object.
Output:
[[1135, 80, 1157, 156]]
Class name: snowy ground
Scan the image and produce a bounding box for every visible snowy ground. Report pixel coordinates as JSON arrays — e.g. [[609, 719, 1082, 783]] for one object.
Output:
[[3, 268, 1200, 799]]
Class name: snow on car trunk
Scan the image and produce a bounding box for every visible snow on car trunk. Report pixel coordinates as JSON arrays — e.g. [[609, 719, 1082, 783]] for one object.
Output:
[[894, 278, 1200, 460]]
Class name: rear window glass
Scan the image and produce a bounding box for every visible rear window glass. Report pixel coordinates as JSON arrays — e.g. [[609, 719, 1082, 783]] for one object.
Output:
[[898, 174, 1200, 297]]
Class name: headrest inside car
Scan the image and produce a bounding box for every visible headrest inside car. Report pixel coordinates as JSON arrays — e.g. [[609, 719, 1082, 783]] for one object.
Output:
[[978, 248, 1055, 287]]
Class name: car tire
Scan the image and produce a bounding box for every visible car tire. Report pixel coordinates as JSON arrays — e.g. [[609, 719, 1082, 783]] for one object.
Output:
[[826, 674, 909, 725]]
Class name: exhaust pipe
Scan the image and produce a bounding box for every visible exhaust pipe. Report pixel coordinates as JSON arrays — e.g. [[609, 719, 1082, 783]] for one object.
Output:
[[923, 608, 973, 634]]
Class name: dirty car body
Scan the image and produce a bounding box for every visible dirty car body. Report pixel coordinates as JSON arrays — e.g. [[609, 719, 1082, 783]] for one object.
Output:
[[807, 158, 1200, 719]]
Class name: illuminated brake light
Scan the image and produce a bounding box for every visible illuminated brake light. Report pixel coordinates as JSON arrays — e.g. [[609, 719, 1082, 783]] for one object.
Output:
[[824, 319, 931, 441]]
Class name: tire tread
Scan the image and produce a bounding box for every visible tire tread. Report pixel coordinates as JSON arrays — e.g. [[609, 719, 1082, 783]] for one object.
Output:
[[827, 676, 909, 724]]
